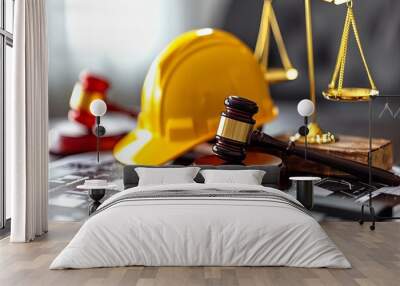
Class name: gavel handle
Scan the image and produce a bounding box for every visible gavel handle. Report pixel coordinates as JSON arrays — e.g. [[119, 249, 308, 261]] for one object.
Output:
[[251, 131, 400, 186]]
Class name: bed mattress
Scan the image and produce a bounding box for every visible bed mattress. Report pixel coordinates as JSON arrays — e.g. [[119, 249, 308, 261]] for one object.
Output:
[[50, 183, 351, 269]]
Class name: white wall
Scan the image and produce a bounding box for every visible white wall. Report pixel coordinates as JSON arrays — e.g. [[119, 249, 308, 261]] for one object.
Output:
[[47, 0, 231, 118]]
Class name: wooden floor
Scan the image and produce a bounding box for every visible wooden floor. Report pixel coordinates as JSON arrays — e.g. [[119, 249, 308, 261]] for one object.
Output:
[[0, 222, 399, 286]]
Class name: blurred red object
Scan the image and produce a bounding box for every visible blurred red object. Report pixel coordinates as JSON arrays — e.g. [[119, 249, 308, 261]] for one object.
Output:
[[52, 133, 124, 155], [50, 71, 137, 156], [80, 72, 110, 93]]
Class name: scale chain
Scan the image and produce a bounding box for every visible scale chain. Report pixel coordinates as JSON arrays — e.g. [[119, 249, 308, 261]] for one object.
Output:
[[330, 1, 377, 94], [337, 9, 351, 93], [349, 9, 377, 90], [329, 9, 350, 89]]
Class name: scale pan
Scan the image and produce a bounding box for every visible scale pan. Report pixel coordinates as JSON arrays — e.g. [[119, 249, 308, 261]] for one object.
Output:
[[322, 87, 379, 102]]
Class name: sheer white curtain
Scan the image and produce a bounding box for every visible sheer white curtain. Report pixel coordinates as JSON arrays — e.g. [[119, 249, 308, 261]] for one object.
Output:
[[7, 0, 48, 242]]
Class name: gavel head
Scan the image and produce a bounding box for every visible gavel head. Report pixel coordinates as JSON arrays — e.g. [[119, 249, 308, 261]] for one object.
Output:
[[213, 96, 258, 163], [69, 72, 110, 129]]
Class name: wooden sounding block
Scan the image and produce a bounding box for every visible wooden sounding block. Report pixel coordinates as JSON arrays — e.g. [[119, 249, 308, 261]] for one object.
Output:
[[278, 134, 393, 176]]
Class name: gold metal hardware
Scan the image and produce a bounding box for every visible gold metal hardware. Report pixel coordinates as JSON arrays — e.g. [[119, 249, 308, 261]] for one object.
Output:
[[322, 0, 352, 5], [290, 122, 335, 144], [323, 88, 379, 102], [216, 116, 253, 143], [255, 0, 298, 84], [323, 1, 379, 102], [292, 0, 336, 144]]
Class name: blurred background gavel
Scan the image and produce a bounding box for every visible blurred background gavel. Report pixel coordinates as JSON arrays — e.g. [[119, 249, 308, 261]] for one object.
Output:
[[213, 96, 400, 186]]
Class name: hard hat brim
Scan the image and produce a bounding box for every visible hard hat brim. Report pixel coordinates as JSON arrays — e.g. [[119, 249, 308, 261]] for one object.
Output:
[[113, 108, 278, 166], [113, 128, 209, 166]]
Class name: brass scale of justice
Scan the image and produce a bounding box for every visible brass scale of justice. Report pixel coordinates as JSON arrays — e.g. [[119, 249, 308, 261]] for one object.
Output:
[[255, 0, 379, 144]]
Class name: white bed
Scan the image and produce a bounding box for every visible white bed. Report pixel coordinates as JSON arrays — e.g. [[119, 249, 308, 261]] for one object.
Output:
[[50, 183, 350, 269]]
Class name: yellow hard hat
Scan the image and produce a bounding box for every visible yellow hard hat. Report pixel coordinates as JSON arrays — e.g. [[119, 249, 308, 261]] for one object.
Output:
[[113, 28, 278, 165]]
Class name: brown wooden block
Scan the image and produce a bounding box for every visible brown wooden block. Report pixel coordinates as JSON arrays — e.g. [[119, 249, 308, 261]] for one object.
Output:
[[278, 134, 393, 176]]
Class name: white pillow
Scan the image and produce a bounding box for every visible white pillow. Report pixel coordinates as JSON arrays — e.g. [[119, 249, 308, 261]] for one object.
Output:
[[135, 167, 201, 186], [200, 169, 266, 185]]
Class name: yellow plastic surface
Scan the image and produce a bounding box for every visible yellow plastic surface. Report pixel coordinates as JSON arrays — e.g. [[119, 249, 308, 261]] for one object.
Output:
[[113, 28, 278, 165], [69, 83, 103, 112]]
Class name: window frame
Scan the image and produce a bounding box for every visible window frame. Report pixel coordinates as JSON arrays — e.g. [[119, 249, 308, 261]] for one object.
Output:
[[0, 0, 14, 230]]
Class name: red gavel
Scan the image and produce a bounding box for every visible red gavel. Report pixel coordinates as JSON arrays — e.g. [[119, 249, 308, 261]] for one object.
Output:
[[68, 72, 138, 129]]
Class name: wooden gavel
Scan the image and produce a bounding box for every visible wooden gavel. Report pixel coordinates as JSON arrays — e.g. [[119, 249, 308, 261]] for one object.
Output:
[[213, 96, 400, 186]]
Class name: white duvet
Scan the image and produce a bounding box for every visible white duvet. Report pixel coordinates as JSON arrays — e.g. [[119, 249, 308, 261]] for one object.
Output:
[[50, 183, 351, 269]]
